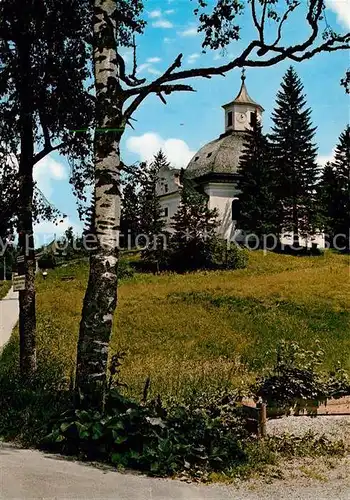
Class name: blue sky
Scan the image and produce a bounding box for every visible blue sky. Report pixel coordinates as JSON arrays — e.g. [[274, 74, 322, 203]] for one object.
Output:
[[34, 0, 350, 244]]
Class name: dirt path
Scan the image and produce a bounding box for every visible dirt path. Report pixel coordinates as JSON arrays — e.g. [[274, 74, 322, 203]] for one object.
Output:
[[0, 287, 19, 349], [1, 443, 350, 499]]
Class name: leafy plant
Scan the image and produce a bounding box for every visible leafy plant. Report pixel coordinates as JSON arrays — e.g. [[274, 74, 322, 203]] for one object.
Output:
[[254, 340, 350, 414], [254, 340, 327, 414]]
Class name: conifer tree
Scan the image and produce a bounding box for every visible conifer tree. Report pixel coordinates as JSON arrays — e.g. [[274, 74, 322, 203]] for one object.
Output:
[[120, 175, 140, 249], [237, 118, 278, 243], [270, 67, 320, 246], [139, 150, 167, 238], [319, 126, 350, 249], [318, 163, 340, 246]]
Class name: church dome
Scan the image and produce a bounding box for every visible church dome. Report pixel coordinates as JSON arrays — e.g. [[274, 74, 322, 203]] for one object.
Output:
[[186, 131, 247, 179], [186, 70, 262, 180]]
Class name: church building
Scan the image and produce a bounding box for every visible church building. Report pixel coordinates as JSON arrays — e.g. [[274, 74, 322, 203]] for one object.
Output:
[[156, 72, 324, 248]]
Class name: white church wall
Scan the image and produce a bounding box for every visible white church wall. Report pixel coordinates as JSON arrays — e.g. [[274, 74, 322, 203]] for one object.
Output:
[[158, 191, 181, 232], [203, 182, 240, 241], [280, 231, 325, 249]]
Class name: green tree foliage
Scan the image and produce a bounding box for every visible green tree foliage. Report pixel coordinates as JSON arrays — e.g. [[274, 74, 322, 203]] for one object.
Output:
[[120, 173, 140, 249], [319, 126, 350, 249], [169, 177, 220, 271], [270, 67, 321, 245], [0, 0, 93, 378], [237, 118, 279, 242], [139, 150, 167, 238]]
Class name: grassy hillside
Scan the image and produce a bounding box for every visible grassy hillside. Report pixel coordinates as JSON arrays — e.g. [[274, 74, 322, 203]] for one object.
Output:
[[2, 251, 349, 401], [0, 281, 11, 300]]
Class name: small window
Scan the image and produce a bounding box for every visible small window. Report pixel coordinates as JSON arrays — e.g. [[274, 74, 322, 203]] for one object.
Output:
[[207, 152, 212, 158], [227, 111, 233, 127], [231, 199, 240, 222], [163, 207, 169, 217], [164, 184, 168, 193], [194, 156, 199, 161], [250, 111, 257, 128]]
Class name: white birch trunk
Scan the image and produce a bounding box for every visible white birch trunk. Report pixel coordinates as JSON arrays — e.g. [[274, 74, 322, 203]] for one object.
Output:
[[75, 0, 123, 406]]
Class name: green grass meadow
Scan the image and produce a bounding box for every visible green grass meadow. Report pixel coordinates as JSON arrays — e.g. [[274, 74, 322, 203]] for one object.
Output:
[[0, 281, 11, 300], [2, 251, 350, 400]]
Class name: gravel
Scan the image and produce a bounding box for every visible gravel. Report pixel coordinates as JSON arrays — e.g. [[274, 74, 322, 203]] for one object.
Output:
[[268, 415, 350, 441]]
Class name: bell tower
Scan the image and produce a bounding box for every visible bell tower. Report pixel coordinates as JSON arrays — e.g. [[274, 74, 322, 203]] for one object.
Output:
[[222, 69, 264, 133]]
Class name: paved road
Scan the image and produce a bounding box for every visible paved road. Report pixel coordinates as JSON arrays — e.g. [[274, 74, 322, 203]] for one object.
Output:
[[1, 443, 350, 499], [0, 287, 19, 349]]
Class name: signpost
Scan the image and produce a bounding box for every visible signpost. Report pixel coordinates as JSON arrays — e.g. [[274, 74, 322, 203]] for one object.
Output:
[[13, 274, 26, 292]]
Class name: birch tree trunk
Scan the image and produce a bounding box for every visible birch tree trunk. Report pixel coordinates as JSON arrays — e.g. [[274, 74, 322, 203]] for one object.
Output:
[[75, 0, 123, 407], [17, 38, 37, 379]]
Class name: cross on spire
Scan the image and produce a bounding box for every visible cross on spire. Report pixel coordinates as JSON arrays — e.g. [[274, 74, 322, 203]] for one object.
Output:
[[241, 68, 246, 83]]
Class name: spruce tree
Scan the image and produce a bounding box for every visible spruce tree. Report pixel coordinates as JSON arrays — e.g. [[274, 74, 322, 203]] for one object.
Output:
[[270, 67, 320, 246], [319, 126, 350, 249], [120, 174, 140, 249], [139, 151, 167, 238], [237, 118, 279, 243], [318, 163, 340, 247]]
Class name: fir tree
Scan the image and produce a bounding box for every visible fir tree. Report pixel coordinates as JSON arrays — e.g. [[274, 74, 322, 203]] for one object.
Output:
[[319, 126, 350, 249], [270, 67, 320, 246], [120, 173, 140, 249], [237, 118, 278, 243], [139, 151, 167, 238]]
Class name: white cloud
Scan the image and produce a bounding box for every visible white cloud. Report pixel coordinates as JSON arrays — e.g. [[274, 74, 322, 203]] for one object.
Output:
[[318, 150, 335, 167], [187, 53, 200, 64], [146, 57, 161, 63], [147, 67, 162, 76], [34, 217, 83, 246], [164, 37, 174, 44], [126, 133, 195, 169], [152, 19, 173, 29], [178, 26, 198, 37], [137, 63, 151, 74], [149, 9, 162, 19], [137, 63, 161, 76], [326, 0, 350, 28], [34, 156, 68, 198], [120, 48, 133, 64], [165, 9, 175, 14]]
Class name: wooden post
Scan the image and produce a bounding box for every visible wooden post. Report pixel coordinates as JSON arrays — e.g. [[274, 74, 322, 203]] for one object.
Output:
[[257, 403, 267, 439]]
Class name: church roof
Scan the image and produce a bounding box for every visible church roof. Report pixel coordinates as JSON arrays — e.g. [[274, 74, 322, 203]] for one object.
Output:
[[222, 71, 264, 112], [186, 131, 247, 179]]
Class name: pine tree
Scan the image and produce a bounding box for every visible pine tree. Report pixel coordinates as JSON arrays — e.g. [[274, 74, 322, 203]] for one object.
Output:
[[270, 67, 320, 246], [237, 118, 279, 243], [120, 175, 140, 249], [319, 126, 350, 249], [170, 178, 219, 271], [139, 150, 167, 238]]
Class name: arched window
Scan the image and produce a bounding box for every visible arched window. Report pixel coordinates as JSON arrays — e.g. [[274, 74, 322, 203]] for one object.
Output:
[[231, 199, 240, 222]]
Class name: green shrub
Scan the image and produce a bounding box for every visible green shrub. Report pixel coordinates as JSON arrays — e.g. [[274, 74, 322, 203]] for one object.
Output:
[[44, 388, 248, 477], [254, 340, 350, 414], [209, 239, 249, 270], [38, 253, 57, 269], [117, 259, 135, 279]]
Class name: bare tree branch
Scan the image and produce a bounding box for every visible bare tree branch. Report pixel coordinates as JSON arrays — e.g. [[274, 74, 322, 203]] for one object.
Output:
[[272, 1, 300, 48], [33, 142, 64, 166], [121, 0, 349, 125]]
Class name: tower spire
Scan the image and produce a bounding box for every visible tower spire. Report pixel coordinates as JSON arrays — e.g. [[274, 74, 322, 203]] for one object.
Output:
[[241, 68, 246, 83]]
